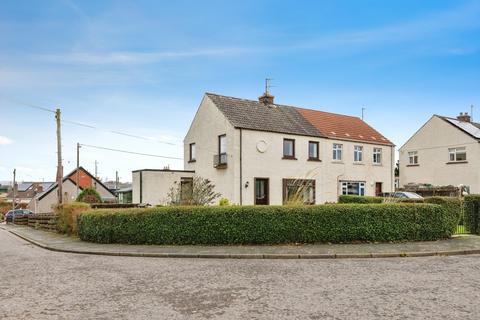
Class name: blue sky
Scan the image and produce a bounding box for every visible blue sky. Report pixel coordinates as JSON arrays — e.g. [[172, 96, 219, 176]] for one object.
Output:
[[1, 0, 479, 182]]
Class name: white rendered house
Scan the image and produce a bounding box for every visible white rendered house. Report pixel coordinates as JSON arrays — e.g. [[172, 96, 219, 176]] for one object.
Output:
[[133, 91, 395, 205]]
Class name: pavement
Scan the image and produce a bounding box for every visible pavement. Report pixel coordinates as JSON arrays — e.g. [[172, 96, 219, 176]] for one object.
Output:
[[1, 226, 480, 319], [2, 223, 480, 259]]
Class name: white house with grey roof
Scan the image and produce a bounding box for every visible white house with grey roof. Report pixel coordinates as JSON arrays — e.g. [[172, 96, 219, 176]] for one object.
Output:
[[134, 91, 395, 205], [399, 112, 480, 193]]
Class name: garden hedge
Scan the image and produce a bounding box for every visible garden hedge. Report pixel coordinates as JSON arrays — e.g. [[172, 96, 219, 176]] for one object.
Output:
[[78, 204, 457, 245], [338, 195, 383, 204], [464, 195, 480, 234]]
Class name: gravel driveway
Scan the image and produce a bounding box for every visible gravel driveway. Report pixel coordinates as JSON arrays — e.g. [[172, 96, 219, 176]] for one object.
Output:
[[1, 228, 479, 320]]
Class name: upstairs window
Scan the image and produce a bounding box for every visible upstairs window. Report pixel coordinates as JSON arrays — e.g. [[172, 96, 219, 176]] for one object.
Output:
[[332, 144, 343, 161], [373, 148, 382, 164], [283, 139, 295, 159], [449, 147, 466, 162], [189, 143, 196, 162], [308, 141, 319, 160], [218, 134, 226, 155], [408, 151, 418, 165], [354, 146, 363, 162]]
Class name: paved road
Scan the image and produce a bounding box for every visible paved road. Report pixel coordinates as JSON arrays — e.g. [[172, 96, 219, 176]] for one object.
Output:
[[1, 229, 480, 320]]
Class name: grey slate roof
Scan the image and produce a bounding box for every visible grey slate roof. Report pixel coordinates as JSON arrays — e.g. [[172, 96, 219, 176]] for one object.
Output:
[[439, 116, 480, 140], [206, 93, 324, 137]]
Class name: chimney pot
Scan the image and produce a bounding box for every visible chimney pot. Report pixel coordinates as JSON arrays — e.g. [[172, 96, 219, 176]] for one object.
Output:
[[457, 112, 471, 122]]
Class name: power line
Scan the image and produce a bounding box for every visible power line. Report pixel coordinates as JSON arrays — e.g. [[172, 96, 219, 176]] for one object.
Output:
[[3, 95, 178, 145], [79, 143, 183, 160]]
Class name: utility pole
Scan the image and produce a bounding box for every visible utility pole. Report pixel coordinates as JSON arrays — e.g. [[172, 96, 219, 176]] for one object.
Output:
[[94, 160, 98, 188], [76, 143, 81, 198], [12, 169, 16, 211], [362, 107, 366, 121], [471, 105, 474, 122], [55, 108, 63, 204], [115, 171, 119, 203]]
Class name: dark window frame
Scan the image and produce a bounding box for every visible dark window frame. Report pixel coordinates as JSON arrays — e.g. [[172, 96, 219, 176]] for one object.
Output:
[[283, 138, 296, 159], [189, 143, 196, 162], [308, 141, 320, 161]]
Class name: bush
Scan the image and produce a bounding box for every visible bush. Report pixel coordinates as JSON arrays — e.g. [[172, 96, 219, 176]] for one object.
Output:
[[55, 202, 91, 235], [464, 195, 480, 234], [219, 198, 230, 206], [424, 196, 463, 221], [78, 204, 456, 245], [76, 188, 102, 204], [338, 195, 383, 204]]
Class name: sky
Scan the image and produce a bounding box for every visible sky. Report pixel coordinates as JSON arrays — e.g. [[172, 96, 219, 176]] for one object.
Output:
[[0, 0, 479, 182]]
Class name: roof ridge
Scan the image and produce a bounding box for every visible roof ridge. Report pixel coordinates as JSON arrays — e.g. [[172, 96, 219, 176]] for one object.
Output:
[[205, 92, 359, 119]]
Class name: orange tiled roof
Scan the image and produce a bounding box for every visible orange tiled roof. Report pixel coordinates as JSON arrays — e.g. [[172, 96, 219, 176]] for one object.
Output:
[[295, 107, 394, 146]]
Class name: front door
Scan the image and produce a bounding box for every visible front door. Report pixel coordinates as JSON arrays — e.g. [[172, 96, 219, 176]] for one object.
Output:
[[255, 178, 269, 205], [375, 182, 383, 196]]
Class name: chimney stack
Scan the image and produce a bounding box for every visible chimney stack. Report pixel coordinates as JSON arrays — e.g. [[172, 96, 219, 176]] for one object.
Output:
[[457, 112, 471, 122], [259, 78, 275, 106], [258, 92, 274, 106]]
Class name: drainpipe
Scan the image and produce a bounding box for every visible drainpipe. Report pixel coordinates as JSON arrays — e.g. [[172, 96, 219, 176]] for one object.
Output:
[[139, 171, 143, 203], [239, 128, 243, 205]]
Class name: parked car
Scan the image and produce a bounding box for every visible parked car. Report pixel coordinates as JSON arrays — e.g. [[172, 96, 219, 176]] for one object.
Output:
[[380, 192, 424, 199], [5, 209, 33, 223]]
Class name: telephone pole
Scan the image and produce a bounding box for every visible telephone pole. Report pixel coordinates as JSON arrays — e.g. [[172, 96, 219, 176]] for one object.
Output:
[[94, 160, 98, 188], [362, 107, 366, 120], [55, 108, 63, 204], [12, 169, 16, 211], [76, 143, 81, 198], [115, 170, 119, 203]]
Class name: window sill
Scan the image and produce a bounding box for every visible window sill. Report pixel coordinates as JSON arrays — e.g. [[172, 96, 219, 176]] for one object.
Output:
[[373, 163, 382, 166], [188, 160, 196, 163], [307, 158, 322, 162], [331, 161, 344, 164], [282, 156, 297, 160], [446, 161, 468, 165], [353, 162, 365, 165], [406, 164, 419, 167]]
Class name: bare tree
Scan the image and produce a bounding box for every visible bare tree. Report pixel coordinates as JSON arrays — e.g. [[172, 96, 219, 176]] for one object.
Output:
[[167, 176, 221, 206]]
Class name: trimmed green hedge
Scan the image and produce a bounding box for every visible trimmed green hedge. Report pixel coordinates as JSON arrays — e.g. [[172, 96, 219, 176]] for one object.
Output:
[[464, 195, 480, 234], [78, 204, 457, 245], [338, 195, 383, 204]]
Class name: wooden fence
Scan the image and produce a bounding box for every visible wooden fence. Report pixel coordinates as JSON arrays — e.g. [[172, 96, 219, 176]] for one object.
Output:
[[13, 214, 58, 232]]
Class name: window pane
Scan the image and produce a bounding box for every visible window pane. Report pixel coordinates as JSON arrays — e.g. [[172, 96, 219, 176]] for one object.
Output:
[[219, 135, 226, 154], [190, 143, 196, 160], [457, 151, 466, 161], [283, 140, 294, 157], [309, 142, 318, 158]]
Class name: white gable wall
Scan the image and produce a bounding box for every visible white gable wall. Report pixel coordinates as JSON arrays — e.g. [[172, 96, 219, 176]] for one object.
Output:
[[399, 115, 480, 192]]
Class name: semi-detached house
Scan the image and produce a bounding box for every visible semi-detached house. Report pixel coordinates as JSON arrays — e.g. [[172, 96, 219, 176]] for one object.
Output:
[[133, 91, 395, 205]]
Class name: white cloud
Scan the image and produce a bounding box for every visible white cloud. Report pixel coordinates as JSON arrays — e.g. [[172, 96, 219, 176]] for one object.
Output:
[[36, 47, 255, 65], [0, 136, 13, 145]]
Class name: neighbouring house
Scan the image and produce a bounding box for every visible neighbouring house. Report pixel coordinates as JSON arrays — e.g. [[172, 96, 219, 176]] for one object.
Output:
[[399, 112, 480, 193], [28, 167, 116, 213], [133, 91, 394, 205], [5, 182, 54, 207], [132, 169, 194, 205], [117, 187, 133, 204]]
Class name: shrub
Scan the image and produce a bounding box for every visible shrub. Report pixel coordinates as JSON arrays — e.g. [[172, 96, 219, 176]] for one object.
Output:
[[424, 196, 463, 220], [78, 203, 455, 245], [338, 195, 383, 204], [219, 198, 230, 206], [464, 195, 480, 234], [56, 202, 91, 235], [167, 176, 221, 206], [76, 188, 102, 204]]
